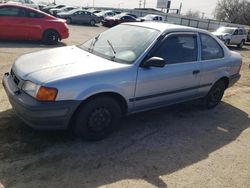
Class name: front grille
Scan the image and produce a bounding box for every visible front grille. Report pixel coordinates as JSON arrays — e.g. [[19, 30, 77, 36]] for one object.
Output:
[[10, 69, 20, 86]]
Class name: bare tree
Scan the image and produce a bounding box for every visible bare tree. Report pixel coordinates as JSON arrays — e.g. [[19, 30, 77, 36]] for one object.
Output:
[[185, 9, 201, 19], [214, 0, 250, 25]]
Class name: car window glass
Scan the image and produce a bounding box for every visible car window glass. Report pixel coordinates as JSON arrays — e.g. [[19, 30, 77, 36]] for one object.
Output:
[[153, 34, 198, 64], [27, 10, 44, 18], [234, 30, 238, 35], [0, 7, 23, 16], [238, 29, 243, 35], [200, 34, 224, 60]]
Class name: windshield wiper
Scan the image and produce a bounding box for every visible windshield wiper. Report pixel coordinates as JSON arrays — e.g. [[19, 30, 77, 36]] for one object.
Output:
[[107, 40, 116, 60], [88, 34, 100, 52]]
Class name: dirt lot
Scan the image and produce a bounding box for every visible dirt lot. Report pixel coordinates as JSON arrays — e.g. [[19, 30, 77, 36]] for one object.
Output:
[[0, 25, 250, 188]]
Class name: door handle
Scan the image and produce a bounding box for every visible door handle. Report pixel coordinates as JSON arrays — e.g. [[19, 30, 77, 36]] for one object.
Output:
[[193, 70, 200, 75]]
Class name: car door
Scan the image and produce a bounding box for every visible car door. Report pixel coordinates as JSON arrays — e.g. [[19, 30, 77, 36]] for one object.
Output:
[[198, 33, 225, 96], [71, 11, 82, 23], [231, 29, 239, 44], [25, 9, 45, 40], [133, 32, 201, 111], [0, 6, 28, 40]]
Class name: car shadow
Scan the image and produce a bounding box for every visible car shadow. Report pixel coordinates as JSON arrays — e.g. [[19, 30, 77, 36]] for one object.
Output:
[[0, 40, 67, 49], [0, 101, 249, 187]]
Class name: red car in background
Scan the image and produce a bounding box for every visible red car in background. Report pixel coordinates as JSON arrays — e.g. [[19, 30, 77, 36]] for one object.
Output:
[[0, 4, 69, 44]]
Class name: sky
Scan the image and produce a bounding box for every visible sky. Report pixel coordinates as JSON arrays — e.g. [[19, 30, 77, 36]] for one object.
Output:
[[35, 0, 219, 18]]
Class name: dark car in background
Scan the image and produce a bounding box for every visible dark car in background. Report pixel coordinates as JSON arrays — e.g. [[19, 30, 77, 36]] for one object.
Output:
[[0, 4, 69, 44], [102, 13, 138, 27], [58, 9, 101, 26]]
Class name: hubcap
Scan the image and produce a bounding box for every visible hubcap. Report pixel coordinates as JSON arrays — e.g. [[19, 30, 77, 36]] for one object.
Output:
[[87, 108, 111, 132], [48, 33, 56, 42]]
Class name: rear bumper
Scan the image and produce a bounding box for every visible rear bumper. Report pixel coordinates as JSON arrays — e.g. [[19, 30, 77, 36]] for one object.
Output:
[[228, 73, 241, 87], [2, 73, 80, 130]]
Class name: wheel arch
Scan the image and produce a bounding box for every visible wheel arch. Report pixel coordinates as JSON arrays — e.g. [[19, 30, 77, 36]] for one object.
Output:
[[68, 92, 128, 128]]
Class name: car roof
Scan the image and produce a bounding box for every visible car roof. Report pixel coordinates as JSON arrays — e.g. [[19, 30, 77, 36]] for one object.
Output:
[[1, 3, 40, 11], [123, 22, 209, 34]]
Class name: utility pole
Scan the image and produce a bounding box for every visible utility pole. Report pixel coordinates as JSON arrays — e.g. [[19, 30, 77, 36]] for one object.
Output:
[[143, 0, 146, 8], [139, 0, 142, 8], [92, 0, 94, 7], [179, 2, 182, 14]]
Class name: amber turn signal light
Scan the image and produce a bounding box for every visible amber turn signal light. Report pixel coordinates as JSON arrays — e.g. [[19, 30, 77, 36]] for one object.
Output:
[[36, 86, 58, 101]]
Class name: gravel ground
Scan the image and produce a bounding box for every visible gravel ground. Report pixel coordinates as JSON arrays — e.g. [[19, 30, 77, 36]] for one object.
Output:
[[0, 25, 250, 188]]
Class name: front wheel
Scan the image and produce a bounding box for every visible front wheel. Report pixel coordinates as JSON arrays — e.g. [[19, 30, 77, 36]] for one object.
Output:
[[204, 80, 226, 109], [224, 39, 230, 46], [42, 30, 59, 45], [90, 20, 96, 26], [237, 40, 245, 48], [72, 97, 121, 141], [66, 18, 72, 24]]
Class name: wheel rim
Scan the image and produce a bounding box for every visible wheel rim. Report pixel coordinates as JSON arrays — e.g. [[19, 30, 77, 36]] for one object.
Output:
[[87, 108, 112, 132], [91, 20, 95, 25], [47, 32, 57, 42], [67, 18, 71, 24]]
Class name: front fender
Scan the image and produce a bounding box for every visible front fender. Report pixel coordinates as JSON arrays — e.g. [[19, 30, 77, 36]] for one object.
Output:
[[75, 84, 128, 102]]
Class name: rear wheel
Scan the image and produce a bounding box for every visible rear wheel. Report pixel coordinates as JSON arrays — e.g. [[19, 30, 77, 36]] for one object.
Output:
[[72, 97, 121, 141], [42, 30, 59, 45], [204, 80, 226, 109]]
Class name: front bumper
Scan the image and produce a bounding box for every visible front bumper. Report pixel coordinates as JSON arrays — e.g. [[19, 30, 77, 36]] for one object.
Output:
[[2, 73, 80, 130]]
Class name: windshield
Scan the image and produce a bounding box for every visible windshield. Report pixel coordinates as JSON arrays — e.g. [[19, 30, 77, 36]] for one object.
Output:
[[79, 25, 160, 64], [216, 27, 235, 34]]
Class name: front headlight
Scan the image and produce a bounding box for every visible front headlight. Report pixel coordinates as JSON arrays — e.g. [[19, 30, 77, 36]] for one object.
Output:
[[22, 81, 58, 101], [22, 81, 40, 98]]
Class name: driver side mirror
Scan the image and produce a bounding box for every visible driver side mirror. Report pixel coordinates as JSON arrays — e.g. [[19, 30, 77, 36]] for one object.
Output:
[[141, 57, 167, 68]]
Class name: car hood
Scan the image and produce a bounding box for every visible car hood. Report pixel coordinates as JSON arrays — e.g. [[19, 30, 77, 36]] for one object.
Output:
[[212, 32, 231, 36], [12, 46, 130, 84]]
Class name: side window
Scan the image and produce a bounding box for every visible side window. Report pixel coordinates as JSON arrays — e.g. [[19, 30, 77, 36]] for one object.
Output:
[[234, 30, 238, 35], [27, 10, 44, 18], [238, 29, 243, 35], [154, 34, 198, 64], [0, 7, 24, 16], [200, 34, 224, 60]]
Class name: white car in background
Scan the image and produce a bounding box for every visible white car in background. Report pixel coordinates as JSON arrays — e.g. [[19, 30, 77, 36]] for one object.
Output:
[[138, 14, 165, 22], [6, 0, 38, 9], [212, 27, 247, 48]]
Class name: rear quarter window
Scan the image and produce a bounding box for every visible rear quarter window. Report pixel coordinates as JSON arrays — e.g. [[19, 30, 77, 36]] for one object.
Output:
[[200, 33, 224, 60]]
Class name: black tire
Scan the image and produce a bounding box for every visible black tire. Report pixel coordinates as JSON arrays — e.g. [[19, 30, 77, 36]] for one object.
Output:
[[224, 39, 230, 46], [237, 40, 245, 48], [204, 80, 226, 109], [66, 18, 72, 24], [73, 97, 121, 141], [90, 19, 96, 26], [42, 30, 59, 45]]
